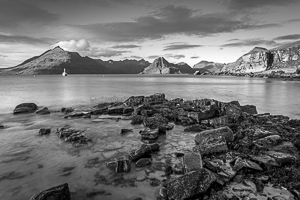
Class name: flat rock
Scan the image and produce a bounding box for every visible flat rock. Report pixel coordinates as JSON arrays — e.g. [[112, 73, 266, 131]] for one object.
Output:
[[195, 126, 234, 145], [253, 135, 282, 149], [193, 136, 228, 155], [139, 128, 159, 140], [13, 103, 38, 114], [183, 152, 203, 173]]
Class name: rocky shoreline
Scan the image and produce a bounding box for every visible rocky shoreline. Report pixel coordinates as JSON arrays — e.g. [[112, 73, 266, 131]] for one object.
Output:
[[9, 93, 300, 200]]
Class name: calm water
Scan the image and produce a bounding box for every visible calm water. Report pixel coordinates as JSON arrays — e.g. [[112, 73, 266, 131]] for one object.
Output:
[[0, 75, 300, 200]]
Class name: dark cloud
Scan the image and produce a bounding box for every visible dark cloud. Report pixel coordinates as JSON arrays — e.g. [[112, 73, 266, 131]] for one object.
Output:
[[273, 34, 300, 41], [111, 44, 140, 49], [221, 38, 277, 47], [224, 0, 298, 10], [147, 55, 160, 59], [163, 44, 202, 51], [71, 5, 277, 42], [0, 33, 53, 45], [0, 0, 59, 29], [191, 56, 199, 59], [171, 54, 185, 59]]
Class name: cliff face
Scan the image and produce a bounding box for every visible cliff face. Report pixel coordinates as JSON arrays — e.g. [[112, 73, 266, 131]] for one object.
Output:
[[141, 57, 181, 74], [96, 59, 150, 74], [193, 61, 224, 73], [0, 46, 109, 75], [175, 62, 195, 74], [222, 41, 300, 74]]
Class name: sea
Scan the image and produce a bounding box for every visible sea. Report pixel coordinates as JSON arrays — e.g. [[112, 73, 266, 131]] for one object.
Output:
[[0, 75, 300, 200]]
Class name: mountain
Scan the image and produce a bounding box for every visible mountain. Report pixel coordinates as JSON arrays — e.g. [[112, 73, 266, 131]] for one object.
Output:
[[96, 59, 150, 74], [140, 57, 195, 74], [193, 60, 224, 73], [222, 41, 300, 74], [0, 46, 109, 75]]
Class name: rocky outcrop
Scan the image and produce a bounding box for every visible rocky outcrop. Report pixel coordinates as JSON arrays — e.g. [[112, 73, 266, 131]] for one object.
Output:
[[193, 60, 224, 74], [0, 46, 109, 75], [13, 103, 38, 114], [175, 62, 196, 74], [140, 57, 181, 74]]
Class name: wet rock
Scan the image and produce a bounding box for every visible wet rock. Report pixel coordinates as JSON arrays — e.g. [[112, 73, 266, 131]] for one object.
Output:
[[38, 128, 51, 136], [121, 129, 133, 135], [124, 96, 145, 107], [143, 114, 168, 129], [150, 178, 161, 187], [166, 168, 216, 200], [139, 128, 159, 140], [64, 111, 91, 119], [198, 104, 219, 120], [184, 124, 208, 132], [183, 152, 203, 173], [205, 159, 236, 182], [264, 151, 297, 165], [56, 126, 91, 145], [36, 107, 50, 115], [208, 115, 235, 127], [253, 135, 282, 149], [61, 107, 74, 114], [131, 115, 144, 124], [91, 107, 107, 115], [107, 156, 131, 173], [158, 123, 174, 133], [123, 107, 134, 115], [195, 126, 234, 145], [13, 103, 38, 114], [29, 183, 70, 200], [249, 154, 279, 167], [233, 157, 263, 171], [107, 106, 124, 115], [135, 158, 152, 168], [193, 136, 229, 155], [128, 143, 160, 161], [241, 105, 258, 114]]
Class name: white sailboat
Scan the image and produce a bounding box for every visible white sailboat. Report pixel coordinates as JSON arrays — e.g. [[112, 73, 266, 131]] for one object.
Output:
[[62, 68, 68, 76]]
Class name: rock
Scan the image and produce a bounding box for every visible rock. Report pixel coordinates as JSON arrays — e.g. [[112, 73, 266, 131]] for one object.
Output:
[[128, 143, 160, 161], [198, 104, 219, 120], [13, 103, 38, 114], [91, 107, 107, 115], [56, 126, 91, 145], [131, 115, 144, 124], [61, 107, 74, 114], [205, 159, 236, 182], [139, 128, 159, 141], [264, 151, 297, 165], [29, 183, 70, 200], [36, 107, 50, 115], [195, 126, 234, 145], [233, 157, 263, 171], [249, 154, 279, 167], [183, 152, 203, 173], [240, 105, 258, 114], [158, 123, 174, 133], [184, 124, 208, 132], [143, 114, 168, 129], [124, 96, 145, 107], [135, 158, 152, 168], [107, 106, 124, 115], [150, 178, 161, 187], [0, 124, 4, 129], [107, 156, 131, 173], [193, 136, 229, 155], [155, 187, 168, 200], [121, 129, 133, 135], [166, 169, 216, 200], [123, 107, 134, 115], [253, 135, 282, 149], [38, 128, 51, 136], [208, 115, 235, 127], [63, 111, 91, 119]]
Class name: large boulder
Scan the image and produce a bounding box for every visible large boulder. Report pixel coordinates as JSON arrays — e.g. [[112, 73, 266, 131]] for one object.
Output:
[[29, 183, 70, 200], [166, 169, 216, 200], [13, 103, 38, 114]]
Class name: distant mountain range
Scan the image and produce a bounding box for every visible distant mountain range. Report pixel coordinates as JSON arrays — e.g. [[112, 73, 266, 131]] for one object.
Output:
[[1, 40, 299, 75]]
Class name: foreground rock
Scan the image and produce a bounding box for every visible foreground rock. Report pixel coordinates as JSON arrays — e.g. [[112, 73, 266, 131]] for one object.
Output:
[[13, 103, 38, 114], [56, 126, 91, 146], [38, 128, 51, 136], [30, 183, 70, 200], [107, 156, 131, 173]]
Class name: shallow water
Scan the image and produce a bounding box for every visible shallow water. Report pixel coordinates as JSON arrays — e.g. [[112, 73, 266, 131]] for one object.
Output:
[[1, 74, 300, 199]]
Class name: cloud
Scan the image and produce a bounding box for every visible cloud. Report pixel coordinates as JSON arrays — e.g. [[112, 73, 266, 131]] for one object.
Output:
[[221, 38, 277, 47], [0, 33, 53, 45], [88, 49, 130, 57], [147, 55, 160, 59], [52, 39, 91, 51], [163, 44, 202, 51], [273, 34, 300, 41], [70, 5, 277, 42], [224, 0, 298, 10], [191, 56, 199, 59], [171, 54, 185, 59], [111, 44, 140, 49]]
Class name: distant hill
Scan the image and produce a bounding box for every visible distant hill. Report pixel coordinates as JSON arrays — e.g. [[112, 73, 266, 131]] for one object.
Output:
[[96, 59, 150, 74], [141, 57, 195, 74], [222, 40, 300, 74], [0, 46, 109, 75], [193, 60, 224, 73]]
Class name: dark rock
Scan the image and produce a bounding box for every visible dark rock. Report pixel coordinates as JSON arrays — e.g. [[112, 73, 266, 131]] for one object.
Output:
[[0, 124, 4, 129], [121, 129, 133, 135], [166, 169, 216, 200], [195, 126, 234, 145], [150, 178, 161, 187], [61, 107, 74, 114], [128, 143, 160, 161], [198, 104, 219, 120], [64, 111, 91, 119], [184, 124, 208, 132], [158, 123, 174, 133], [241, 105, 258, 114], [107, 156, 131, 173], [253, 135, 282, 149], [233, 157, 263, 171], [249, 154, 279, 167], [56, 126, 91, 145], [124, 96, 145, 107], [143, 114, 168, 129], [36, 107, 50, 115], [29, 183, 70, 200], [135, 158, 152, 168], [123, 107, 134, 115], [205, 159, 236, 182], [264, 151, 297, 166], [193, 136, 229, 155], [208, 115, 235, 127], [155, 187, 167, 200], [13, 103, 38, 114], [91, 107, 107, 115], [107, 106, 124, 115], [131, 115, 144, 124], [38, 128, 51, 136], [183, 152, 203, 173], [139, 128, 159, 140]]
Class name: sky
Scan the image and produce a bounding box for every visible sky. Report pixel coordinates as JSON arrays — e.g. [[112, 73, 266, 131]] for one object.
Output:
[[0, 0, 300, 68]]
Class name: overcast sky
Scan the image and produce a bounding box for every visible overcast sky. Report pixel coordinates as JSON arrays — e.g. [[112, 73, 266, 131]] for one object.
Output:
[[0, 0, 300, 68]]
